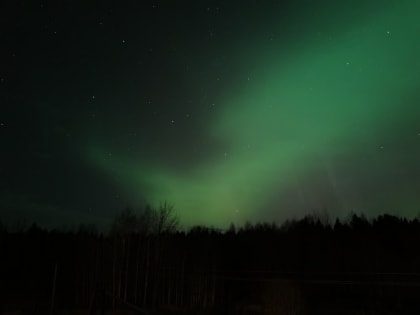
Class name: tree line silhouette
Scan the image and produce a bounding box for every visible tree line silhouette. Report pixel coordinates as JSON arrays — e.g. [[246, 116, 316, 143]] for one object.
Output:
[[2, 205, 420, 314]]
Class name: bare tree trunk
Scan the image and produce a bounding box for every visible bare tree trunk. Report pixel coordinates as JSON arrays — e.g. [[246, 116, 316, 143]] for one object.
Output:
[[153, 236, 162, 308], [117, 238, 125, 302], [180, 250, 185, 307], [124, 236, 130, 301], [211, 270, 216, 306], [112, 238, 117, 308], [134, 235, 141, 304], [49, 264, 58, 315], [143, 237, 150, 306]]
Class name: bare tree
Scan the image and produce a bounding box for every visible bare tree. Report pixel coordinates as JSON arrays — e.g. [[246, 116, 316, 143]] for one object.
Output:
[[109, 202, 180, 308], [111, 207, 138, 236], [155, 201, 180, 234]]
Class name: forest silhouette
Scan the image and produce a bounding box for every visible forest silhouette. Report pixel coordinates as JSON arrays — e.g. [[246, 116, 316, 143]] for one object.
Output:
[[2, 205, 420, 314]]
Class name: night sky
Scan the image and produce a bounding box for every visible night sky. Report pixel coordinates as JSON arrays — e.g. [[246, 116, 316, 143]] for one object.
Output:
[[1, 0, 420, 229]]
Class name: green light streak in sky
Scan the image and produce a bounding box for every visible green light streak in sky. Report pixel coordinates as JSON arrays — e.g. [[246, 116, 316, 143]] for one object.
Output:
[[88, 1, 420, 227]]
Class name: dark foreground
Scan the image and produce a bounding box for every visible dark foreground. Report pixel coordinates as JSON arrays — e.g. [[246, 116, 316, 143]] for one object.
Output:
[[3, 213, 420, 314]]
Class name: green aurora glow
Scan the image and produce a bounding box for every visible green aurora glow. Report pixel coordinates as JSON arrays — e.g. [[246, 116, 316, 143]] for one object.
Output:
[[85, 1, 420, 227]]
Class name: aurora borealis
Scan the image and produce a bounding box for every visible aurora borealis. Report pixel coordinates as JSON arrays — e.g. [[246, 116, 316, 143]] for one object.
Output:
[[2, 1, 420, 228]]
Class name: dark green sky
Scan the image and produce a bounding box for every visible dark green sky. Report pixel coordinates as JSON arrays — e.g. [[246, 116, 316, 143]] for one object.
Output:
[[1, 0, 420, 229]]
